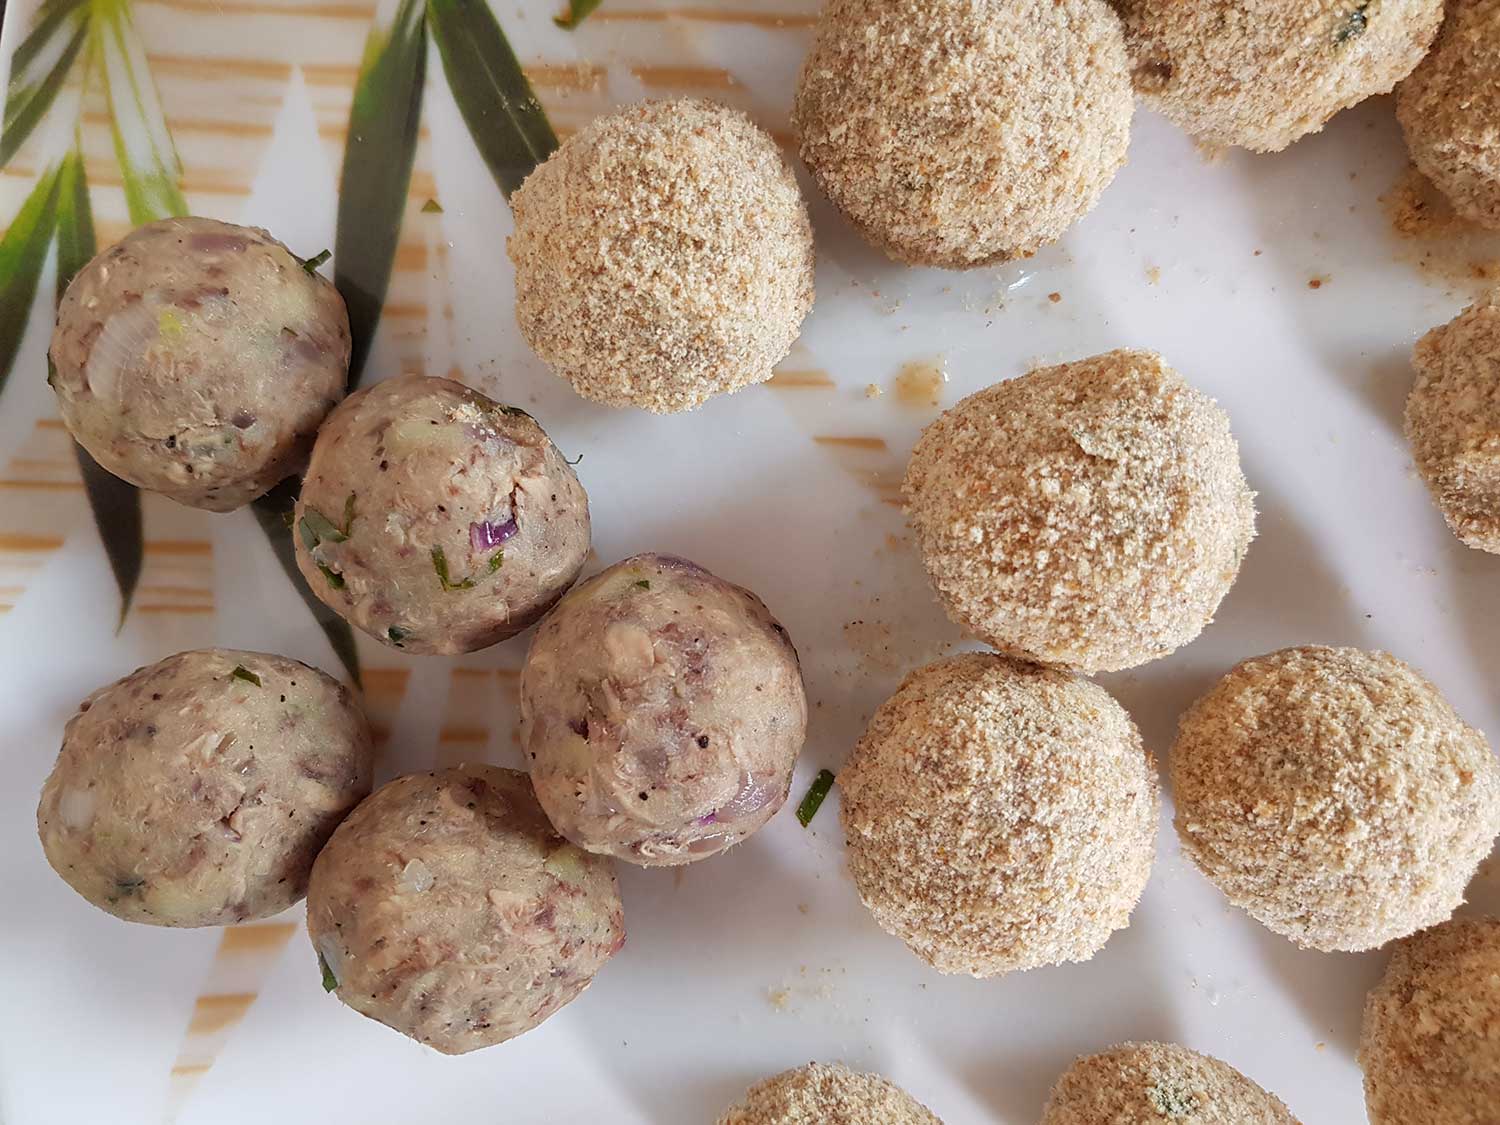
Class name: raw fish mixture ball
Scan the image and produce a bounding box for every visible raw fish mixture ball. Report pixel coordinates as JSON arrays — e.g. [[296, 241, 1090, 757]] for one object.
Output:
[[717, 1062, 943, 1125], [508, 98, 814, 413], [792, 0, 1132, 267], [1405, 290, 1500, 552], [520, 553, 807, 866], [1360, 917, 1500, 1125], [50, 217, 349, 511], [839, 653, 1158, 977], [1172, 646, 1500, 952], [294, 374, 590, 655], [306, 765, 624, 1055], [903, 349, 1254, 673], [1119, 0, 1442, 152], [37, 648, 372, 927], [1398, 0, 1500, 229], [1040, 1042, 1301, 1124]]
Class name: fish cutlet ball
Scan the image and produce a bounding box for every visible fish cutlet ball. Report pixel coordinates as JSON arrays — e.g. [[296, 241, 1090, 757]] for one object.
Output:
[[903, 349, 1255, 674], [294, 374, 590, 655], [1360, 917, 1500, 1125], [793, 0, 1133, 268], [1172, 646, 1500, 952], [717, 1063, 943, 1125], [37, 648, 373, 927], [839, 654, 1158, 977], [50, 217, 349, 511], [1119, 0, 1442, 152], [508, 98, 814, 413], [1405, 291, 1500, 552], [521, 553, 806, 866], [306, 766, 625, 1055], [1398, 0, 1500, 230], [1041, 1042, 1301, 1124]]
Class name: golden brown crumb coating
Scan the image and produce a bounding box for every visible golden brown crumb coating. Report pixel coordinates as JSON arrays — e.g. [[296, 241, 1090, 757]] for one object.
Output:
[[717, 1063, 942, 1125]]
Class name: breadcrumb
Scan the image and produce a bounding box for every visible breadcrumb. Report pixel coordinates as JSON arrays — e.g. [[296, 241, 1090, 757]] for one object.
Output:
[[717, 1063, 942, 1125], [1172, 646, 1500, 952], [792, 0, 1132, 268], [1406, 290, 1500, 552], [839, 654, 1158, 977], [508, 99, 814, 413], [1360, 917, 1500, 1125], [902, 349, 1255, 674]]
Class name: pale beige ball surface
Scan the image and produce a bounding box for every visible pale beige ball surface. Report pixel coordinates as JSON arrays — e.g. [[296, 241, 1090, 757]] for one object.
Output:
[[717, 1063, 942, 1125]]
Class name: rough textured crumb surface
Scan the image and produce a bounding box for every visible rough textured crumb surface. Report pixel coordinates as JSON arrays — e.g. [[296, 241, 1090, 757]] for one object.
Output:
[[1172, 646, 1500, 952], [1406, 292, 1500, 553], [716, 1063, 942, 1125], [1398, 0, 1500, 230], [1119, 0, 1443, 152], [903, 349, 1255, 673], [792, 0, 1133, 268], [1041, 1042, 1301, 1124], [1360, 917, 1500, 1124], [508, 98, 813, 413], [839, 653, 1158, 977]]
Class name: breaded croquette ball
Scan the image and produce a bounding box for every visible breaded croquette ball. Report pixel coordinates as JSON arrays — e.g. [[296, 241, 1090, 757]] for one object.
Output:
[[1360, 917, 1500, 1125], [839, 654, 1158, 977], [792, 0, 1133, 267], [1172, 647, 1500, 952], [1120, 0, 1442, 152], [1405, 290, 1500, 552], [1041, 1042, 1301, 1124], [717, 1063, 943, 1125], [902, 350, 1255, 674]]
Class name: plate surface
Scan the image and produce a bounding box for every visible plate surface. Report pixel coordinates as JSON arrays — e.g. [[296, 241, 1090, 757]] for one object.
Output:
[[1, 2, 1499, 1123]]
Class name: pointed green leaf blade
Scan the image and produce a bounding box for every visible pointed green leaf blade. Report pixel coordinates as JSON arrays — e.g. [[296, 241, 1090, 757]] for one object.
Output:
[[1, 5, 89, 169], [0, 166, 62, 395], [54, 147, 95, 299], [427, 0, 557, 198], [98, 0, 186, 223], [335, 0, 426, 386]]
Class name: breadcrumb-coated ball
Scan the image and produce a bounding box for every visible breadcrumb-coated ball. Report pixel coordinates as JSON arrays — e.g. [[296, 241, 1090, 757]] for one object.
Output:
[[1119, 0, 1442, 152], [1360, 917, 1500, 1125], [792, 0, 1133, 268], [1041, 1042, 1301, 1124], [839, 654, 1158, 977], [508, 98, 814, 413], [717, 1063, 943, 1125], [1406, 291, 1500, 552], [1172, 647, 1500, 952], [903, 350, 1254, 674], [1398, 0, 1500, 230]]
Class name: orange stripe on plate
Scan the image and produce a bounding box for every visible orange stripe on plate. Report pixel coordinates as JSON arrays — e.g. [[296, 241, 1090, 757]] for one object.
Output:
[[137, 605, 215, 615], [217, 922, 297, 955], [631, 64, 737, 90], [767, 369, 834, 389], [170, 1063, 212, 1076], [138, 585, 214, 599], [35, 418, 68, 430], [451, 668, 492, 680], [186, 993, 256, 1036], [813, 435, 888, 451], [144, 540, 212, 556], [139, 0, 374, 18], [494, 668, 521, 681], [0, 533, 64, 551], [591, 7, 815, 27], [525, 63, 605, 91], [147, 54, 292, 81], [0, 480, 83, 491], [438, 725, 488, 743]]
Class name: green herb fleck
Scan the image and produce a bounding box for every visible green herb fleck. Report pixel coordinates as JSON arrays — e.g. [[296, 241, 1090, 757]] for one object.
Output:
[[554, 0, 602, 28], [340, 492, 357, 535], [301, 508, 346, 544], [1334, 3, 1369, 43], [1148, 1082, 1198, 1117], [230, 665, 261, 686], [796, 769, 836, 828], [115, 876, 145, 896], [633, 579, 651, 590], [420, 198, 443, 213], [317, 563, 345, 590], [318, 951, 339, 992], [281, 508, 296, 530], [488, 551, 505, 574], [158, 309, 185, 340], [299, 248, 332, 275], [432, 546, 475, 591], [387, 626, 409, 646]]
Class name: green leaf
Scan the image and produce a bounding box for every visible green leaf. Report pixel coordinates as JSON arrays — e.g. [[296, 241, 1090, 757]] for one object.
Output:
[[230, 665, 261, 686], [552, 0, 602, 28], [487, 550, 504, 573], [796, 769, 836, 828], [0, 165, 63, 397], [54, 147, 95, 305], [420, 198, 442, 213], [301, 507, 346, 544], [252, 479, 362, 686], [633, 579, 650, 590], [427, 0, 558, 198], [0, 0, 90, 169], [431, 544, 474, 590], [297, 248, 331, 275], [97, 0, 186, 224], [335, 0, 427, 385], [318, 951, 339, 992]]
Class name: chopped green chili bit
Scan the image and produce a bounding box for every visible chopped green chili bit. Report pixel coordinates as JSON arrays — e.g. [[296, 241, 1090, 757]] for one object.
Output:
[[301, 494, 357, 548], [796, 769, 836, 827], [230, 665, 262, 686], [318, 951, 339, 992], [1334, 2, 1369, 43], [317, 563, 345, 589], [387, 626, 409, 646], [420, 198, 443, 213], [554, 0, 602, 28], [432, 545, 476, 590], [488, 551, 505, 573], [299, 248, 332, 274], [633, 579, 651, 590]]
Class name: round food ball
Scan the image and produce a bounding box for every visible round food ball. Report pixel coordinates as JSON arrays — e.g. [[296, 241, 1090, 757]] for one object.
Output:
[[793, 0, 1132, 268], [508, 98, 814, 413], [294, 374, 590, 655], [718, 1063, 943, 1125], [839, 653, 1158, 976], [903, 349, 1255, 674], [1360, 917, 1500, 1124], [1398, 0, 1500, 230], [50, 217, 350, 511], [306, 765, 624, 1054], [37, 648, 372, 927], [1119, 0, 1441, 152], [1405, 290, 1500, 552], [1172, 646, 1500, 952], [520, 553, 806, 866], [1041, 1042, 1300, 1124]]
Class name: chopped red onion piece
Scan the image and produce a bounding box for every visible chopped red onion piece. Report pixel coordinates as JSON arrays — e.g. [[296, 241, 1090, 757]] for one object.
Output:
[[470, 517, 518, 552]]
